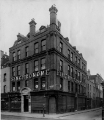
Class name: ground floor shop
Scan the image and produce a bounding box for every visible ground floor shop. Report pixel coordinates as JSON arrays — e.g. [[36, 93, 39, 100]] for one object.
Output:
[[1, 89, 96, 113]]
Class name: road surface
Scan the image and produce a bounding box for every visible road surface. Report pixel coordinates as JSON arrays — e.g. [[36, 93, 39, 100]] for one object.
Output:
[[1, 108, 102, 120]]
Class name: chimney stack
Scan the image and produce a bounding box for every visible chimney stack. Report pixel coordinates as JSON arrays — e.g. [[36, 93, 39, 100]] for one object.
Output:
[[49, 5, 58, 28], [29, 18, 36, 38]]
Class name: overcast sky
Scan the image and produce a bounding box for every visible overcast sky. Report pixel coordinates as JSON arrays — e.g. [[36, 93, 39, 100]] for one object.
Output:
[[0, 0, 104, 79]]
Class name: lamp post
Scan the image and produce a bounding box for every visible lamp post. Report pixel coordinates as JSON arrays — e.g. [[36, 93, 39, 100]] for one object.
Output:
[[101, 81, 104, 120]]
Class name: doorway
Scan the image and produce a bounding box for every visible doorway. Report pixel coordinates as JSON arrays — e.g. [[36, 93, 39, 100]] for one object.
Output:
[[49, 97, 56, 113], [24, 95, 28, 112]]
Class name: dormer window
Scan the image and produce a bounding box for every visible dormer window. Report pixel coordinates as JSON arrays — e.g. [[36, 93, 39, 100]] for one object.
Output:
[[17, 40, 21, 44]]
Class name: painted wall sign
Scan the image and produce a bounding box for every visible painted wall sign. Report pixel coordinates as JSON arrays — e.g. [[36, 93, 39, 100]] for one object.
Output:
[[11, 69, 49, 81]]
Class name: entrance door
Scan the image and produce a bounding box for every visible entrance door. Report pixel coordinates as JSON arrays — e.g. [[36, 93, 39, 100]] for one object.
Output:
[[49, 97, 56, 113], [24, 95, 28, 112]]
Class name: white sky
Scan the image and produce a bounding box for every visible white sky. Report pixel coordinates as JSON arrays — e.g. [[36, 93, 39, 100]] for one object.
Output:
[[0, 0, 104, 78]]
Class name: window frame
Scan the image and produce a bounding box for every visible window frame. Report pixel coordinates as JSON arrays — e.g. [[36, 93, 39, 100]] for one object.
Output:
[[4, 73, 6, 82], [60, 78, 63, 90], [25, 46, 29, 57], [60, 42, 63, 53], [41, 58, 46, 70], [41, 77, 46, 90], [34, 42, 39, 54], [4, 85, 6, 93], [60, 60, 63, 72], [17, 50, 20, 60], [41, 39, 46, 51], [17, 81, 20, 91], [12, 67, 15, 77], [71, 52, 73, 62], [68, 65, 70, 76], [13, 52, 16, 61], [25, 80, 29, 87], [34, 78, 39, 90], [17, 65, 20, 76], [25, 63, 29, 74], [12, 82, 15, 92], [34, 60, 39, 71], [68, 49, 70, 59]]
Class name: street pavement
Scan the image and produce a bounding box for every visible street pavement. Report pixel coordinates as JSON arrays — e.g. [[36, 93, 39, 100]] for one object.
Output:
[[1, 107, 102, 120]]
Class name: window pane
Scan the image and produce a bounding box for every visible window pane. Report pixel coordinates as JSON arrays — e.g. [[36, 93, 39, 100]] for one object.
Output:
[[41, 58, 45, 70], [34, 78, 38, 89], [60, 78, 63, 90], [25, 80, 28, 87], [41, 77, 45, 89], [25, 63, 28, 74], [17, 81, 20, 91], [34, 43, 38, 53], [12, 82, 15, 91], [25, 47, 29, 57], [60, 42, 63, 53], [41, 40, 46, 51], [34, 60, 38, 71], [68, 65, 70, 75]]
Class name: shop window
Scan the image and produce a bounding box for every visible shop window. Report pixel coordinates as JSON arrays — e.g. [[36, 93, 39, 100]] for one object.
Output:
[[41, 77, 46, 90], [34, 42, 39, 54], [41, 39, 46, 51], [34, 78, 38, 90]]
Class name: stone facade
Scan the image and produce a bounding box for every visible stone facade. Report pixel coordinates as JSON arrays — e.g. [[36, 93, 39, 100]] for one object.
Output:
[[2, 5, 87, 113]]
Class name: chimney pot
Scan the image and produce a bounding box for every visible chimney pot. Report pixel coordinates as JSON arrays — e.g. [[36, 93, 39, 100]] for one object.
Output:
[[29, 18, 37, 38]]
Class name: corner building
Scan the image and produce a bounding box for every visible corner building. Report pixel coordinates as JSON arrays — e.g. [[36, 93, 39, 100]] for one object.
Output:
[[9, 5, 87, 113]]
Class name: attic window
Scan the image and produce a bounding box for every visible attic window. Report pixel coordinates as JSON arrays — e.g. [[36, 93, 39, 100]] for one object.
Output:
[[18, 40, 21, 44]]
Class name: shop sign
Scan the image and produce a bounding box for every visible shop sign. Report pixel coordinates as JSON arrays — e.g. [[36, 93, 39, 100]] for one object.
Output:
[[11, 69, 49, 81], [57, 71, 69, 79]]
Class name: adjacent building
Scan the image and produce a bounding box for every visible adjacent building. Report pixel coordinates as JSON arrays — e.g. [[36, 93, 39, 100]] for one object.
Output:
[[86, 70, 103, 109], [1, 50, 10, 110]]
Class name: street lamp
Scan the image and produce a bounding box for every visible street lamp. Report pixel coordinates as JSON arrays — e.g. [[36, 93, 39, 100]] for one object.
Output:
[[101, 81, 104, 120]]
